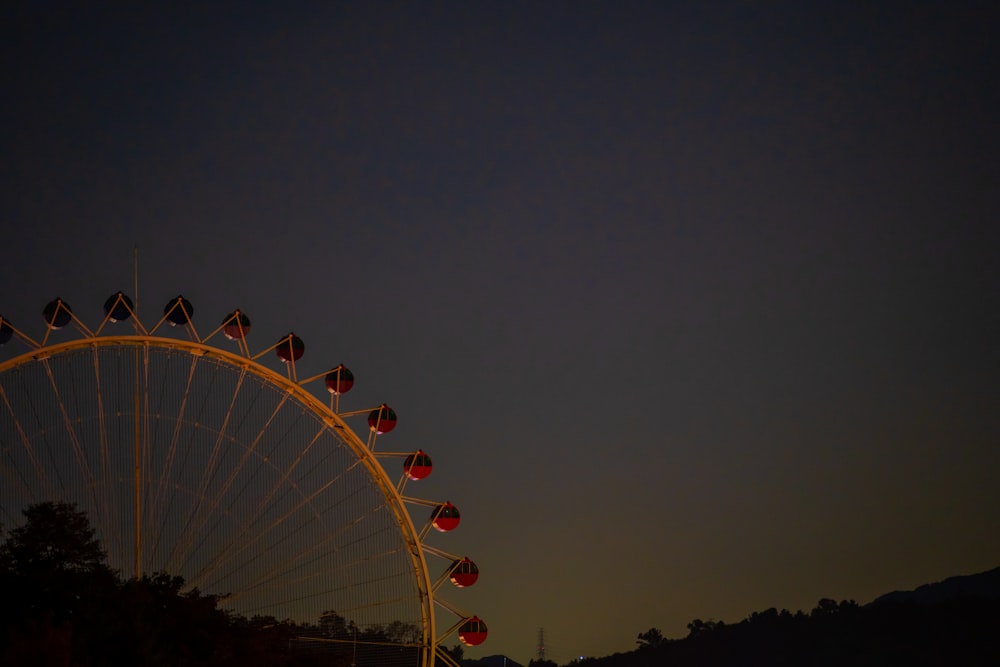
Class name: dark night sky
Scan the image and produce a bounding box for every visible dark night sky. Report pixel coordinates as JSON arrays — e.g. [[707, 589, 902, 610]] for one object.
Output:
[[2, 2, 998, 662]]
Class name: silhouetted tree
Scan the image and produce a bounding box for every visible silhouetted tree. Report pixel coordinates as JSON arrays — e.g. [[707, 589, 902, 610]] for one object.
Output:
[[0, 501, 109, 576], [0, 502, 233, 665], [0, 502, 450, 666], [382, 618, 421, 644], [685, 618, 724, 638], [319, 609, 351, 638], [0, 501, 119, 665], [595, 593, 1000, 667], [636, 627, 664, 648], [528, 659, 558, 667], [441, 642, 464, 662], [810, 597, 857, 617]]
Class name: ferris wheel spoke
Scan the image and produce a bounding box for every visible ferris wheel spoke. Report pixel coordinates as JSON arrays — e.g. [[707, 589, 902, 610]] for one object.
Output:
[[40, 359, 100, 513], [0, 448, 37, 509], [183, 448, 358, 574], [185, 365, 251, 528], [146, 353, 199, 562], [243, 423, 328, 527], [255, 542, 405, 594], [91, 345, 126, 570], [205, 490, 390, 589], [204, 391, 290, 525], [139, 343, 155, 574], [159, 359, 252, 571], [182, 423, 332, 583], [166, 385, 290, 571], [0, 384, 52, 502], [208, 505, 403, 606], [210, 403, 320, 525], [264, 588, 414, 619], [139, 346, 154, 491], [185, 454, 366, 589]]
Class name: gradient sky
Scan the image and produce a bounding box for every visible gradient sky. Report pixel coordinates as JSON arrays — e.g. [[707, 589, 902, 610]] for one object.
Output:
[[2, 2, 998, 663]]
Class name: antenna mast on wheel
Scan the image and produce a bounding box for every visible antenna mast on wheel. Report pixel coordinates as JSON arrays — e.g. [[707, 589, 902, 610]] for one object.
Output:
[[133, 244, 142, 579]]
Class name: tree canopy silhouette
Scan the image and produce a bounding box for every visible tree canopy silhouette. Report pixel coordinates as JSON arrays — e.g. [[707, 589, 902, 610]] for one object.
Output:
[[565, 591, 1000, 667], [0, 501, 337, 666], [635, 627, 664, 649], [0, 501, 109, 576]]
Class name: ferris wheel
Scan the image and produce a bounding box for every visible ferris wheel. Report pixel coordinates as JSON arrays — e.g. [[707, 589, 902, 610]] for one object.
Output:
[[0, 292, 486, 667]]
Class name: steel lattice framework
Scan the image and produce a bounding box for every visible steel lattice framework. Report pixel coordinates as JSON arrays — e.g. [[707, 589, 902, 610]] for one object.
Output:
[[0, 294, 484, 667]]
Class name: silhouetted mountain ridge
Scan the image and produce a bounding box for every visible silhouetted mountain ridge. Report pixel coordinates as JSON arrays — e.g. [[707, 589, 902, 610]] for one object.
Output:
[[511, 566, 1000, 666], [872, 565, 1000, 605]]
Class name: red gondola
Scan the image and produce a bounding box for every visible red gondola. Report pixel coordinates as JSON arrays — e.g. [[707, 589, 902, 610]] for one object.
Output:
[[367, 404, 397, 434], [458, 616, 488, 646], [276, 333, 305, 363], [431, 502, 460, 532], [403, 449, 432, 480], [449, 557, 479, 588], [222, 310, 251, 340], [324, 365, 354, 395]]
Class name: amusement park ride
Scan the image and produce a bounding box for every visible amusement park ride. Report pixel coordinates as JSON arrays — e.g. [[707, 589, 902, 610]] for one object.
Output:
[[0, 292, 486, 666]]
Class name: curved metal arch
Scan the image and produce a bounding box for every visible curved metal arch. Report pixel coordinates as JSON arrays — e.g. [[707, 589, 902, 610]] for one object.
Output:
[[0, 334, 439, 666]]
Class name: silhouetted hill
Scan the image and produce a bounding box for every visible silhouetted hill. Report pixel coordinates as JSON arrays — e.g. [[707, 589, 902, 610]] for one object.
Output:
[[463, 655, 524, 667], [564, 567, 1000, 667], [872, 566, 1000, 605]]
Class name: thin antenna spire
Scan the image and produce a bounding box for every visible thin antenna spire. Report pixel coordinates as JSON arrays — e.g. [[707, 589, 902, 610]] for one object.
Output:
[[536, 627, 547, 662]]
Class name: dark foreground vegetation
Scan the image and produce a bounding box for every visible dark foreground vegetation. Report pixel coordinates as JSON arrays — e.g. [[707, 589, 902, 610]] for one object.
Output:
[[518, 576, 1000, 667], [6, 502, 996, 666], [0, 501, 438, 666]]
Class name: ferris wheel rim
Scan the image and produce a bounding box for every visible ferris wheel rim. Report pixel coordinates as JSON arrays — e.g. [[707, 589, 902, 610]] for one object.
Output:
[[0, 335, 402, 498], [0, 328, 446, 663]]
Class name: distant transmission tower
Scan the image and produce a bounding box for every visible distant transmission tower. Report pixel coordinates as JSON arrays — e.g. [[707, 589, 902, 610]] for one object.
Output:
[[536, 627, 547, 662]]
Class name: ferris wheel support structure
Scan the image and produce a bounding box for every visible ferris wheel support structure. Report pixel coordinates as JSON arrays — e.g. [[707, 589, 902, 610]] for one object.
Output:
[[0, 293, 487, 667]]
